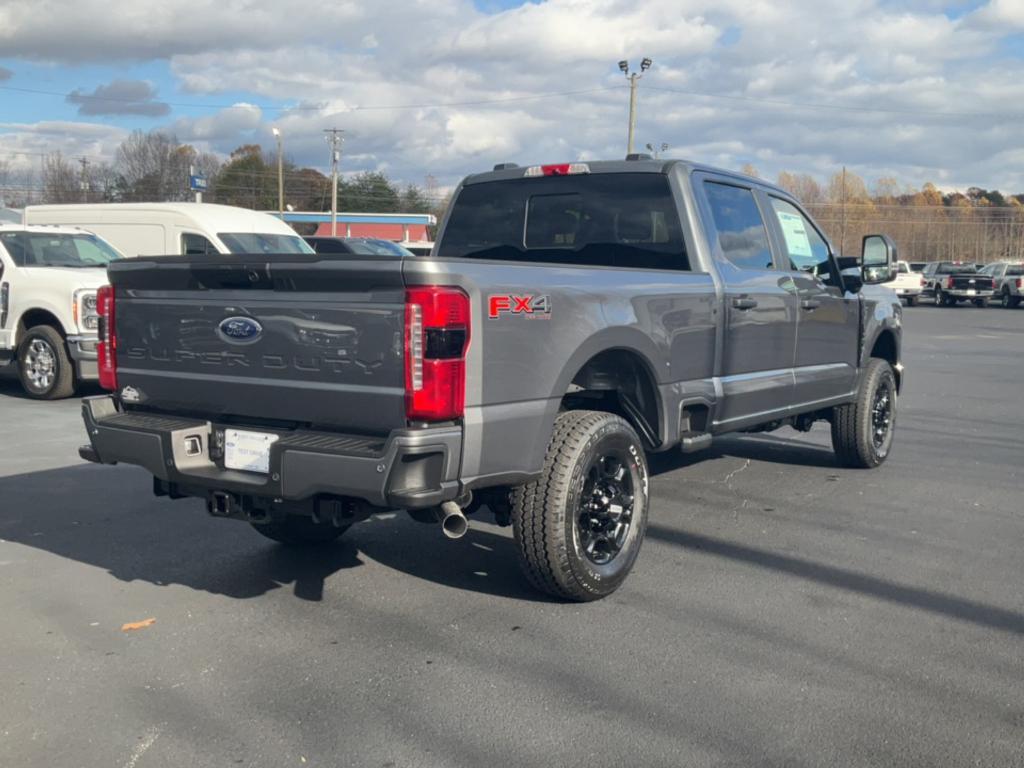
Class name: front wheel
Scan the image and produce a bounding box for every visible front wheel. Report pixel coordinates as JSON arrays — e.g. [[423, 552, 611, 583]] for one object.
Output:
[[831, 358, 897, 469], [933, 290, 946, 306], [251, 516, 349, 545], [17, 326, 75, 400], [510, 410, 649, 602]]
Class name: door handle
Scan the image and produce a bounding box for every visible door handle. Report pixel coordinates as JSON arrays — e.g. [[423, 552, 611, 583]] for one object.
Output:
[[731, 297, 758, 310], [800, 299, 821, 311]]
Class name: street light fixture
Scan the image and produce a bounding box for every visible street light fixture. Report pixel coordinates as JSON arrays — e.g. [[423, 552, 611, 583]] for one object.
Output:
[[619, 57, 652, 155], [645, 142, 669, 159], [272, 127, 284, 218]]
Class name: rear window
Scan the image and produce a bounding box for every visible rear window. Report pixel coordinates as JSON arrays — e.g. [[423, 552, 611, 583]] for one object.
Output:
[[218, 233, 314, 254], [936, 262, 976, 274], [437, 173, 688, 270], [1007, 265, 1024, 276]]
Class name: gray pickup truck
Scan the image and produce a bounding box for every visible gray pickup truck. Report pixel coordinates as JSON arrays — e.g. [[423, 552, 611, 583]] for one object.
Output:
[[922, 261, 996, 307], [79, 158, 903, 601]]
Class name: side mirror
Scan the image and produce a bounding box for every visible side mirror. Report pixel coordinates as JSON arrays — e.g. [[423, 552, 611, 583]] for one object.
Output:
[[861, 234, 898, 285]]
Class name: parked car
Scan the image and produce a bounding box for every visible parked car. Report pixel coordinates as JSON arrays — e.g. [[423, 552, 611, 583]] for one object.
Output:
[[23, 203, 313, 258], [922, 261, 996, 306], [78, 158, 902, 601], [401, 240, 435, 257], [305, 236, 416, 257], [980, 262, 1024, 308], [892, 260, 925, 305], [0, 224, 120, 398]]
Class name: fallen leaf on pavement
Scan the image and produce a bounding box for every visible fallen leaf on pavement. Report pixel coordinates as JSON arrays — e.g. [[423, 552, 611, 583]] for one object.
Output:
[[121, 618, 156, 632]]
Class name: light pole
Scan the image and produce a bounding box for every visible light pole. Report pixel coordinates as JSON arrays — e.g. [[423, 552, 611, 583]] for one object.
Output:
[[645, 142, 669, 159], [619, 57, 652, 155], [272, 127, 284, 218]]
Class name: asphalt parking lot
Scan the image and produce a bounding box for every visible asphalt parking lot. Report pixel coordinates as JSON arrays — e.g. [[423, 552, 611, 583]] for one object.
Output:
[[1, 305, 1022, 768]]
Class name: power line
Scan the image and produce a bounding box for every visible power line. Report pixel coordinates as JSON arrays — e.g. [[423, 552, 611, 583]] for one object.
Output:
[[643, 85, 1024, 120]]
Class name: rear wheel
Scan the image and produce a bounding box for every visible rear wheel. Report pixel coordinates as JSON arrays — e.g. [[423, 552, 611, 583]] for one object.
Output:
[[831, 358, 897, 469], [17, 326, 75, 400], [905, 296, 918, 307], [510, 410, 649, 602], [1004, 289, 1021, 309], [974, 298, 989, 308], [251, 516, 349, 545]]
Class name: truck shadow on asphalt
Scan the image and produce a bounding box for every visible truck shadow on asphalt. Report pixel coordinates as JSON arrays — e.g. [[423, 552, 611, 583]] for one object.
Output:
[[0, 463, 543, 603], [4, 439, 1024, 631]]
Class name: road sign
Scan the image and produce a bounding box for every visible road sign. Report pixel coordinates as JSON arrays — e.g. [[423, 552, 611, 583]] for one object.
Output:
[[190, 175, 208, 192]]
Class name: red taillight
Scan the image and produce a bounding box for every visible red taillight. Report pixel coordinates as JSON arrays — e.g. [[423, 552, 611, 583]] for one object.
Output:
[[946, 276, 955, 289], [96, 284, 117, 391], [920, 275, 926, 287], [991, 279, 997, 290], [405, 286, 470, 422], [1017, 278, 1022, 289]]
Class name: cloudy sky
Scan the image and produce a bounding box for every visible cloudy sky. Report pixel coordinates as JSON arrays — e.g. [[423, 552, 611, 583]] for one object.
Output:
[[2, 0, 1024, 194]]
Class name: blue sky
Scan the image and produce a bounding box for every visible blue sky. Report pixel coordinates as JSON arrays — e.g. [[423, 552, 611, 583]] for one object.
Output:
[[3, 0, 1024, 194]]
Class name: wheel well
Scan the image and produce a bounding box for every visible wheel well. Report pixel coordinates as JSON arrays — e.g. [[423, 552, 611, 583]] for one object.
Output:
[[870, 330, 900, 391], [16, 310, 65, 346], [563, 349, 661, 448]]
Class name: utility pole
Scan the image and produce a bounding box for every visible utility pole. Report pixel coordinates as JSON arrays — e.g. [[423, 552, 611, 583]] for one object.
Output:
[[840, 166, 847, 256], [272, 127, 284, 217], [324, 128, 345, 236], [78, 157, 89, 202], [618, 58, 652, 155]]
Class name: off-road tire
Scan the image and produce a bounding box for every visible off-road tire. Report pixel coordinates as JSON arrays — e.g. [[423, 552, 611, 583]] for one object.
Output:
[[831, 358, 897, 469], [251, 516, 349, 545], [18, 325, 75, 400], [510, 410, 649, 602]]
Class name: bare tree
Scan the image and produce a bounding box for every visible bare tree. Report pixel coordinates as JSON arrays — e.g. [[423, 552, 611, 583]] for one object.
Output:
[[42, 152, 81, 203]]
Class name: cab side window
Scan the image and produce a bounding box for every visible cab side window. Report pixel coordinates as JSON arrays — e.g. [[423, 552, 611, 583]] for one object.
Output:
[[770, 198, 840, 288], [703, 182, 774, 270], [182, 233, 217, 256]]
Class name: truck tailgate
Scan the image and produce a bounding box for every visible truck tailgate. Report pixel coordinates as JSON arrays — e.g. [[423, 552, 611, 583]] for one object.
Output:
[[108, 254, 407, 433]]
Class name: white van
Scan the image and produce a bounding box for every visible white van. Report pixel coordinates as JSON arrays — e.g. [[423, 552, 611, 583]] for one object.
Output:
[[23, 203, 313, 258]]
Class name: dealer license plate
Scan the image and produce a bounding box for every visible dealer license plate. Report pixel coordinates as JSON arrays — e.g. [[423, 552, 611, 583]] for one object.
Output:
[[224, 429, 280, 474], [967, 289, 976, 296]]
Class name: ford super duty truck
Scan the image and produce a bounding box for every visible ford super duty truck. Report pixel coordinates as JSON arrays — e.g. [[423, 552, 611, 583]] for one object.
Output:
[[0, 224, 122, 399], [78, 158, 903, 601]]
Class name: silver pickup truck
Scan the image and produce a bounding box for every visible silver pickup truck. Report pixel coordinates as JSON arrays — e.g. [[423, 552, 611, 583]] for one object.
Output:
[[981, 262, 1024, 308], [78, 158, 903, 601]]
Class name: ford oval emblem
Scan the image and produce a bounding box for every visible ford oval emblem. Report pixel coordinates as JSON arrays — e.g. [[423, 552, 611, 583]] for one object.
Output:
[[218, 316, 263, 344]]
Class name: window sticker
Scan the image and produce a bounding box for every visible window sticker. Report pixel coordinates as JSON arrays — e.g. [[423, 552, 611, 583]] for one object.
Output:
[[776, 210, 813, 258]]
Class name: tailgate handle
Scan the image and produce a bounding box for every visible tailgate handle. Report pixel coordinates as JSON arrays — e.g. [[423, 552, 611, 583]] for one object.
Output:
[[800, 298, 821, 311], [731, 297, 758, 310]]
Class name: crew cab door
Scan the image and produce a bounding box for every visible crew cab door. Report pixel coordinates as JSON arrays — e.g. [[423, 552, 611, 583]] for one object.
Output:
[[764, 196, 859, 405], [696, 176, 799, 427]]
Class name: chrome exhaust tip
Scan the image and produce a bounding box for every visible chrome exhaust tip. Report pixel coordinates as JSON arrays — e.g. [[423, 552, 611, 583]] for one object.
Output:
[[438, 500, 468, 540]]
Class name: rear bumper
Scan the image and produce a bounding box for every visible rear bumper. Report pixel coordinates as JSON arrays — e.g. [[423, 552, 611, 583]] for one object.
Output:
[[894, 287, 922, 297], [946, 289, 994, 298], [79, 396, 462, 509]]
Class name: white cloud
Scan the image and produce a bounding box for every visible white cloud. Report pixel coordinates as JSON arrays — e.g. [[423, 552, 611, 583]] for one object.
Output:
[[2, 0, 1024, 192]]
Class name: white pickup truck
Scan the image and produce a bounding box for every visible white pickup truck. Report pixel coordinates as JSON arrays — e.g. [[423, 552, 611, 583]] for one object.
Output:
[[0, 224, 120, 399], [892, 260, 925, 306]]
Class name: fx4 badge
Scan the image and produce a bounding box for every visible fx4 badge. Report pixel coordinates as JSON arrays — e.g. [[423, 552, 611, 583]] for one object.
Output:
[[488, 294, 552, 319]]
